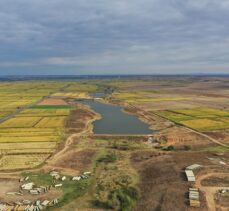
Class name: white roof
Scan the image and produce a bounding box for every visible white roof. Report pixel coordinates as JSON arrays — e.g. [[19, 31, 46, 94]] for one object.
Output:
[[185, 170, 196, 182], [21, 182, 34, 190], [186, 164, 202, 170]]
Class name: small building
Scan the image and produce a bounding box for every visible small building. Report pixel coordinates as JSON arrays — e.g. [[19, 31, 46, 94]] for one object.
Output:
[[22, 200, 31, 205], [30, 190, 39, 195], [189, 188, 200, 207], [54, 183, 62, 188], [41, 200, 50, 206], [186, 164, 202, 171], [61, 176, 66, 181], [72, 176, 81, 181], [83, 172, 91, 175], [50, 171, 59, 177], [185, 170, 195, 182], [21, 182, 34, 190]]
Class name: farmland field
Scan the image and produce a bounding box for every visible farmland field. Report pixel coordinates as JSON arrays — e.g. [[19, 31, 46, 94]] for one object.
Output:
[[18, 109, 70, 117], [0, 142, 57, 154], [0, 154, 50, 170], [35, 116, 67, 128], [154, 108, 229, 131], [0, 77, 228, 211], [0, 81, 75, 170], [0, 117, 42, 128]]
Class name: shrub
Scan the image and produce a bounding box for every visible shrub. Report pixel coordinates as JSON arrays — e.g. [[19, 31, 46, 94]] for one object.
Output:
[[97, 151, 117, 163], [163, 145, 174, 151], [107, 186, 139, 211]]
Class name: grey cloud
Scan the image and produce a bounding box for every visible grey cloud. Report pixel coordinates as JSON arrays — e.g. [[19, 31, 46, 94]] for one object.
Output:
[[0, 0, 228, 75]]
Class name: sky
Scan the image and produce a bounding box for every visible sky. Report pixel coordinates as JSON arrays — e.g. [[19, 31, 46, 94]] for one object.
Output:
[[0, 0, 229, 75]]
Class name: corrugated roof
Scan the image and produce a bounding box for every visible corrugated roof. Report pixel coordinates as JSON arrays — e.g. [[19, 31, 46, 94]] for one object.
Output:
[[185, 170, 196, 181], [186, 164, 202, 170]]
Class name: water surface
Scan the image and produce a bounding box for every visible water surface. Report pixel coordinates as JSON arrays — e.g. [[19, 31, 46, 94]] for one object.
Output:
[[80, 100, 153, 134]]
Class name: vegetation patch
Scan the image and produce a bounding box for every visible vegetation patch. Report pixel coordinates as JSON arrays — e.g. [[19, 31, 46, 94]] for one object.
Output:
[[22, 171, 91, 210]]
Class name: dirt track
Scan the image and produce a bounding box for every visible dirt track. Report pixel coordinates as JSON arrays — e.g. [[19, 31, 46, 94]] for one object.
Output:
[[196, 172, 229, 211]]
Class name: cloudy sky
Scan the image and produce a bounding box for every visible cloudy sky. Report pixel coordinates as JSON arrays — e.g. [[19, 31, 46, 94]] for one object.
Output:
[[0, 0, 229, 75]]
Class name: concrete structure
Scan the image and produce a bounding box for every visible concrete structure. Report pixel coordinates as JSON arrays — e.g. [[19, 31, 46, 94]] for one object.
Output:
[[30, 190, 39, 195], [21, 182, 34, 190], [61, 176, 66, 181], [186, 164, 202, 171], [55, 183, 62, 188], [41, 200, 50, 206], [185, 170, 195, 182], [72, 176, 81, 181], [189, 188, 200, 207]]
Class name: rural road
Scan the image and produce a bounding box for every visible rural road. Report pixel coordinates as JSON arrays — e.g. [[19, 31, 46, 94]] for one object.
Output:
[[185, 127, 229, 148], [196, 172, 229, 211]]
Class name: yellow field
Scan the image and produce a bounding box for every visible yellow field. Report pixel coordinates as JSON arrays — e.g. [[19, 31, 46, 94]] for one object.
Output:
[[113, 92, 191, 103], [172, 107, 229, 117], [154, 107, 229, 132], [0, 117, 41, 128], [18, 109, 70, 116], [52, 92, 89, 98], [180, 118, 229, 131], [0, 131, 60, 137], [35, 117, 66, 128], [0, 154, 50, 170], [0, 142, 56, 154], [0, 81, 82, 170], [0, 136, 60, 143]]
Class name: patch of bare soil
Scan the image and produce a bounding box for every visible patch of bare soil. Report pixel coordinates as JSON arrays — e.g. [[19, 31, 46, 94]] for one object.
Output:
[[201, 176, 229, 187], [217, 194, 229, 210], [131, 151, 211, 211], [38, 98, 68, 105], [50, 149, 96, 173], [0, 178, 61, 204]]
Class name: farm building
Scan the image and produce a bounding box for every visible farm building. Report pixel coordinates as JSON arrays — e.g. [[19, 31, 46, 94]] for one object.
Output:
[[189, 188, 200, 207], [21, 182, 34, 190], [185, 170, 195, 182], [186, 164, 202, 171]]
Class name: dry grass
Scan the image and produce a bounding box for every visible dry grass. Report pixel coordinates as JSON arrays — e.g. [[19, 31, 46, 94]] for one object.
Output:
[[0, 154, 50, 170]]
